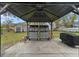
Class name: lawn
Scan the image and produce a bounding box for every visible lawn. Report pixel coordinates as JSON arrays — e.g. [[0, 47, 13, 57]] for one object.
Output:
[[71, 32, 79, 36], [1, 30, 79, 45], [1, 31, 27, 45], [52, 31, 79, 38], [52, 31, 60, 38], [1, 30, 60, 45]]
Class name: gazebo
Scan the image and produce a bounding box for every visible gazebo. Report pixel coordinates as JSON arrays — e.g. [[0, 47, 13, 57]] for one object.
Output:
[[0, 2, 79, 40], [0, 2, 79, 57]]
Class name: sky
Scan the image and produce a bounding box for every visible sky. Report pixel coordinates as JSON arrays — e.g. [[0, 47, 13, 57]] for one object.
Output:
[[1, 11, 79, 24], [1, 12, 25, 24]]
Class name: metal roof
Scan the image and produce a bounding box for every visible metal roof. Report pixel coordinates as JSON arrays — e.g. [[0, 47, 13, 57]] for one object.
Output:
[[0, 2, 79, 22]]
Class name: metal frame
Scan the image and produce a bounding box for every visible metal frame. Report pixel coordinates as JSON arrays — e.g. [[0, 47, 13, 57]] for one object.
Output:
[[71, 5, 79, 13], [1, 3, 79, 21], [71, 5, 79, 15], [0, 4, 10, 15], [72, 10, 79, 15]]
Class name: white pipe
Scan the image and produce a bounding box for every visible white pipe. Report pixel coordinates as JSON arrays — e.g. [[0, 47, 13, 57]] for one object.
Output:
[[0, 4, 10, 14], [71, 5, 79, 13]]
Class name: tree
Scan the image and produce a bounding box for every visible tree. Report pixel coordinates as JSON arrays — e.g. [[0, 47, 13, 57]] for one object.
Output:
[[69, 14, 77, 27], [3, 19, 13, 32], [59, 13, 77, 28], [2, 12, 14, 32]]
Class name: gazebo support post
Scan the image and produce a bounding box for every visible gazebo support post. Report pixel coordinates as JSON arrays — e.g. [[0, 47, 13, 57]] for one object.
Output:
[[27, 21, 29, 39], [50, 22, 52, 39]]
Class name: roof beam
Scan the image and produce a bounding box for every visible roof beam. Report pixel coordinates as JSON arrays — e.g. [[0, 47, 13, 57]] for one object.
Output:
[[0, 4, 10, 15], [72, 10, 79, 15], [20, 9, 35, 17], [71, 5, 79, 14], [44, 8, 60, 18]]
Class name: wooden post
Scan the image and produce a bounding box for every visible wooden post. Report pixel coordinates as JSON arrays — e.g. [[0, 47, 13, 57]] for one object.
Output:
[[51, 22, 52, 39], [27, 21, 28, 39]]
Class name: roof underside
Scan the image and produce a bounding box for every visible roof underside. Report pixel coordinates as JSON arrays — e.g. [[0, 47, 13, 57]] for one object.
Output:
[[0, 2, 79, 22]]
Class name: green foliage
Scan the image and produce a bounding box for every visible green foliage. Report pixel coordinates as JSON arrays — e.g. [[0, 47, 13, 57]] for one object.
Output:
[[1, 31, 26, 45], [67, 14, 77, 27], [54, 13, 77, 28], [2, 19, 14, 32], [71, 14, 77, 22]]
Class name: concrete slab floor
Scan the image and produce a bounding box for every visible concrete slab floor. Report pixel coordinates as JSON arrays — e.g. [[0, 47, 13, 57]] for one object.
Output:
[[2, 38, 79, 57]]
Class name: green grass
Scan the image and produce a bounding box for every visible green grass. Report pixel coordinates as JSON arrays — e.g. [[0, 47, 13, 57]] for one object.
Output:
[[1, 31, 27, 45], [1, 30, 60, 45], [1, 30, 79, 46], [71, 32, 79, 36], [52, 31, 60, 38], [52, 31, 79, 38]]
